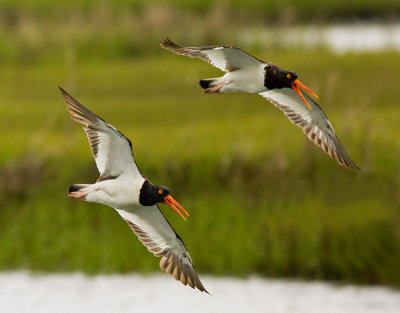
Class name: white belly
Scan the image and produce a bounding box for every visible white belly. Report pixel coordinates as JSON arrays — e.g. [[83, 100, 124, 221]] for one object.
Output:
[[85, 174, 145, 208], [220, 64, 267, 93]]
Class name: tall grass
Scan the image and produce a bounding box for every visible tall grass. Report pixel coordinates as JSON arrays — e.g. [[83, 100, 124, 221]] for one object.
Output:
[[0, 50, 400, 286], [0, 1, 399, 65], [1, 0, 398, 21]]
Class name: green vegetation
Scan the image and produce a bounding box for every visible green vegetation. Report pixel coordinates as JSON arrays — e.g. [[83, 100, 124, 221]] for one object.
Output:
[[1, 0, 398, 21], [0, 0, 400, 288], [1, 47, 400, 287], [0, 0, 399, 65]]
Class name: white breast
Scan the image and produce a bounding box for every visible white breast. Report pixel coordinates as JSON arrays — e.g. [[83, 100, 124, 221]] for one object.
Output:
[[86, 174, 146, 208], [220, 63, 267, 93]]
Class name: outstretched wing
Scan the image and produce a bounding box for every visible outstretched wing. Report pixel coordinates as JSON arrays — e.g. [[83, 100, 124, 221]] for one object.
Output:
[[59, 87, 142, 180], [259, 88, 359, 170], [160, 38, 263, 72], [115, 205, 208, 293]]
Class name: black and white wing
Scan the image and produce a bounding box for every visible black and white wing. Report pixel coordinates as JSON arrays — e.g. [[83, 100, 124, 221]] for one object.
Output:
[[59, 87, 142, 180], [115, 205, 208, 293], [160, 38, 263, 72], [259, 88, 359, 170]]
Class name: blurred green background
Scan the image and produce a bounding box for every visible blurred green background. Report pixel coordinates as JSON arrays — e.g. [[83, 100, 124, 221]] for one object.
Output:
[[1, 0, 400, 287]]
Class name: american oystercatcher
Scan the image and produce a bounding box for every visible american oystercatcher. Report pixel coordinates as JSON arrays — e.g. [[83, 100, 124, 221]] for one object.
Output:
[[59, 87, 208, 293], [160, 39, 359, 170]]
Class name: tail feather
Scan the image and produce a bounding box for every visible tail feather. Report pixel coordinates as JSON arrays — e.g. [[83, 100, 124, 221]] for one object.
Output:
[[199, 79, 216, 89], [69, 184, 90, 193]]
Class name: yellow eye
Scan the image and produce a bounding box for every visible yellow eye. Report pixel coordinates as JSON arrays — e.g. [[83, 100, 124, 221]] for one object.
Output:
[[286, 73, 291, 79], [158, 189, 163, 195]]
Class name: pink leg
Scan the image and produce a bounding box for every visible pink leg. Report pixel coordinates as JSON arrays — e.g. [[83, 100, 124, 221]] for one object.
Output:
[[204, 83, 225, 94], [69, 191, 88, 200]]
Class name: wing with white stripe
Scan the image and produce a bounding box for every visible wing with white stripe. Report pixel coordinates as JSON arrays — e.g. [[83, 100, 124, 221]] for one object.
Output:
[[60, 87, 142, 179], [259, 88, 359, 170], [115, 205, 208, 293], [160, 38, 263, 72]]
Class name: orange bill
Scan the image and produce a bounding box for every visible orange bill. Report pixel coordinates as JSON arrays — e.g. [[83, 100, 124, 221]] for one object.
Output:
[[164, 195, 190, 221], [291, 79, 319, 110]]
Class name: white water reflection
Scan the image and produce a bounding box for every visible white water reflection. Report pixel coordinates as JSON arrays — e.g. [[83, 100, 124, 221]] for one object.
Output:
[[1, 272, 399, 313], [243, 23, 400, 53]]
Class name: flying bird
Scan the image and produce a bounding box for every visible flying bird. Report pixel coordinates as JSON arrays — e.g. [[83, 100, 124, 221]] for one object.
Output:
[[59, 87, 208, 293], [160, 38, 359, 170]]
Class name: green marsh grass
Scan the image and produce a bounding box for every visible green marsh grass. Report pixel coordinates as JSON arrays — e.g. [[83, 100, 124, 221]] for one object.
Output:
[[0, 50, 400, 287]]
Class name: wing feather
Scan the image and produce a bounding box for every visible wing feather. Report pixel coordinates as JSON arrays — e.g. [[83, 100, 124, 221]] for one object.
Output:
[[160, 38, 263, 72], [115, 205, 208, 293], [59, 87, 142, 179], [259, 88, 359, 170]]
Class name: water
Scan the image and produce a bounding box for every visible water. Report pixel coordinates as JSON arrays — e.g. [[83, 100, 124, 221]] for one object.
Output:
[[243, 23, 400, 53], [1, 272, 399, 313]]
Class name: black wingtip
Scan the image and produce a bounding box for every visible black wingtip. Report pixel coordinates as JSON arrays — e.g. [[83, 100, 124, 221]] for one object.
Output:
[[202, 287, 211, 295], [353, 163, 361, 171], [344, 161, 361, 171], [160, 37, 172, 46], [160, 38, 181, 50], [58, 86, 70, 99], [58, 85, 66, 93]]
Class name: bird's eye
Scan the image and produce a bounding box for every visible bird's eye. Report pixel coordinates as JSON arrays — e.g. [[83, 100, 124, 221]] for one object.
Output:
[[286, 73, 291, 79], [158, 189, 163, 195]]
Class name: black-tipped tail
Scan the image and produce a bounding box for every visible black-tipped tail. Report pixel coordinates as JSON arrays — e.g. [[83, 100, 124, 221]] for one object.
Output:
[[199, 79, 216, 89], [69, 184, 89, 193]]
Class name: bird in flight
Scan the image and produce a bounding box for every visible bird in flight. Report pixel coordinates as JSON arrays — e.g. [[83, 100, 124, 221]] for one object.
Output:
[[59, 87, 208, 293], [160, 38, 359, 170]]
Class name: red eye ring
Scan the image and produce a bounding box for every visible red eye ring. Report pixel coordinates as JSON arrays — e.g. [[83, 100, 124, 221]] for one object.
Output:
[[286, 73, 291, 79], [158, 189, 163, 195]]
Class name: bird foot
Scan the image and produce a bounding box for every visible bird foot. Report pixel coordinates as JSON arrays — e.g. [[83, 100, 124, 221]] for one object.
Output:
[[69, 191, 88, 200], [204, 84, 224, 94]]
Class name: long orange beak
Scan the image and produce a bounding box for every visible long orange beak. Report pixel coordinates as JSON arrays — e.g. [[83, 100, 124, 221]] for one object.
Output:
[[164, 195, 190, 221], [291, 79, 319, 110]]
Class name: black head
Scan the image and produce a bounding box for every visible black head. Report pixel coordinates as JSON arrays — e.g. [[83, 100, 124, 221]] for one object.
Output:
[[282, 71, 298, 87], [139, 180, 189, 220], [153, 185, 170, 203], [264, 65, 298, 90], [264, 65, 319, 109], [139, 181, 170, 206]]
